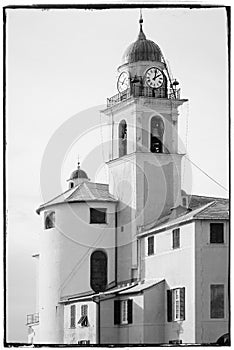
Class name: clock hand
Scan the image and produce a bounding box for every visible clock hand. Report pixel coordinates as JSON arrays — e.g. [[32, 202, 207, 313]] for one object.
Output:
[[152, 69, 157, 80]]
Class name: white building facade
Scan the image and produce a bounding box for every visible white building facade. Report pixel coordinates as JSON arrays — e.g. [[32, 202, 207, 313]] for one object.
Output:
[[26, 17, 229, 345]]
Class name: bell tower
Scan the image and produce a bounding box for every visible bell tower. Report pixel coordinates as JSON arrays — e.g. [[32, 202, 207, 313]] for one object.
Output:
[[102, 15, 187, 283]]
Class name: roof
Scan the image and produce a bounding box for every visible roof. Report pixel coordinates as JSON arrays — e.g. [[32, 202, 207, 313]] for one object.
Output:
[[118, 279, 164, 295], [122, 24, 162, 64], [69, 168, 89, 180], [36, 182, 118, 214], [138, 195, 229, 237], [60, 279, 165, 304]]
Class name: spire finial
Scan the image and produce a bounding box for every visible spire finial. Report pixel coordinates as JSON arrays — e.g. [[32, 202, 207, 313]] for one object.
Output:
[[139, 8, 143, 26], [138, 9, 146, 40], [77, 155, 80, 169]]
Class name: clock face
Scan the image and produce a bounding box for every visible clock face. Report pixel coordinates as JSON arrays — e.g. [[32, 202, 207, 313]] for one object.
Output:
[[117, 71, 130, 93], [145, 67, 164, 89]]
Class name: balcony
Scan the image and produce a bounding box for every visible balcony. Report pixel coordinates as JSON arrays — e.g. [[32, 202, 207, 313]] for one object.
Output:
[[107, 85, 181, 108], [26, 313, 39, 325]]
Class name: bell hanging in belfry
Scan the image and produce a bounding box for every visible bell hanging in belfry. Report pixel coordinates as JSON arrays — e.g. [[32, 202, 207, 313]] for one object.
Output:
[[152, 123, 160, 138]]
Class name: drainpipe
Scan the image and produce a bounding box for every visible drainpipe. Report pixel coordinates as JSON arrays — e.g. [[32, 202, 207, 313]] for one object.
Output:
[[115, 210, 118, 286], [92, 296, 100, 345]]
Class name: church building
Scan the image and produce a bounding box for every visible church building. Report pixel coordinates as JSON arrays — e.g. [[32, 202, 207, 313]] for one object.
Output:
[[26, 16, 229, 345]]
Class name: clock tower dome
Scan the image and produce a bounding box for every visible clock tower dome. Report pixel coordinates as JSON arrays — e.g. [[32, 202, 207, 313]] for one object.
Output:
[[102, 16, 188, 283]]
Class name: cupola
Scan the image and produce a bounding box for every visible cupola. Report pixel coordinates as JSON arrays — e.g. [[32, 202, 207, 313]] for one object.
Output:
[[68, 162, 90, 189], [122, 16, 163, 64]]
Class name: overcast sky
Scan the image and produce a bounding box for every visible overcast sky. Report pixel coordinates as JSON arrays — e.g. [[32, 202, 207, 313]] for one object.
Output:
[[6, 5, 228, 342]]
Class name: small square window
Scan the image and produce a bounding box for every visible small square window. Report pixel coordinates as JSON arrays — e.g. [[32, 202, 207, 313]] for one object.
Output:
[[172, 228, 180, 249], [44, 211, 55, 230], [210, 223, 224, 243], [147, 236, 154, 256], [90, 208, 107, 224]]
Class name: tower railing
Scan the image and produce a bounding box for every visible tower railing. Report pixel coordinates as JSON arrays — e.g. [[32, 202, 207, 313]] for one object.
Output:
[[107, 86, 181, 107]]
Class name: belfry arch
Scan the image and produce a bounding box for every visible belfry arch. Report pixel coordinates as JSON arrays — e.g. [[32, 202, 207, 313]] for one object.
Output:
[[150, 116, 164, 153], [119, 120, 127, 157]]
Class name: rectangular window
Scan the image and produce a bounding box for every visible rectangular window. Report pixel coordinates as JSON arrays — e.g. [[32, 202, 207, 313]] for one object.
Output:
[[90, 208, 107, 224], [172, 228, 180, 249], [70, 305, 76, 328], [167, 288, 185, 322], [44, 211, 55, 229], [147, 236, 154, 256], [78, 304, 89, 327], [210, 284, 224, 318], [210, 223, 224, 243], [121, 300, 128, 324], [81, 304, 88, 316], [114, 299, 133, 325]]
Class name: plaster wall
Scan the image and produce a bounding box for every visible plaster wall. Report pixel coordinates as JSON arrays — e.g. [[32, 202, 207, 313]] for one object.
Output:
[[100, 294, 144, 344], [195, 220, 229, 343], [105, 98, 183, 159], [135, 100, 179, 154], [38, 215, 63, 343], [143, 281, 165, 343], [135, 152, 183, 226], [64, 301, 97, 344], [143, 222, 196, 343], [38, 201, 116, 343], [108, 155, 136, 281]]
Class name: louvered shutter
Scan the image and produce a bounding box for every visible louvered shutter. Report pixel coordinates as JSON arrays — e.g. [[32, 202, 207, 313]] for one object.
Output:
[[114, 300, 121, 325], [167, 290, 172, 322], [127, 299, 133, 324], [180, 287, 185, 320]]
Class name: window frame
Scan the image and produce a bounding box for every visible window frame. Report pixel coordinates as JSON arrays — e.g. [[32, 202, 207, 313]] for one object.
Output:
[[121, 300, 128, 324], [172, 228, 180, 249], [167, 287, 185, 322], [90, 208, 107, 224], [147, 236, 154, 256], [78, 304, 89, 327], [70, 305, 76, 329], [114, 299, 133, 326], [210, 223, 224, 244], [210, 284, 225, 319], [150, 116, 164, 154], [90, 250, 107, 293], [44, 211, 55, 230], [119, 119, 127, 157]]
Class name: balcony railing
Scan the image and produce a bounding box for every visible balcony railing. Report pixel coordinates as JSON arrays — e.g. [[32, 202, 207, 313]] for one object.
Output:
[[107, 85, 181, 107], [107, 89, 131, 108], [26, 313, 39, 325]]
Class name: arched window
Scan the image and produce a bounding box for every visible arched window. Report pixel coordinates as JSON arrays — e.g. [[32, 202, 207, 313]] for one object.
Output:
[[150, 116, 164, 153], [44, 211, 55, 229], [119, 120, 127, 157], [90, 250, 107, 292], [69, 182, 74, 189]]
